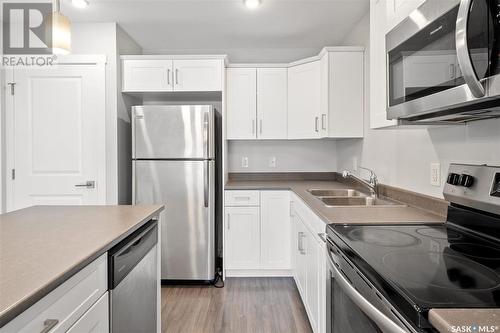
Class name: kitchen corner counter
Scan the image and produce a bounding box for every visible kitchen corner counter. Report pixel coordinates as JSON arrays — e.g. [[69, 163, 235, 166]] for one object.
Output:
[[0, 205, 164, 327], [429, 309, 500, 332], [225, 178, 447, 225]]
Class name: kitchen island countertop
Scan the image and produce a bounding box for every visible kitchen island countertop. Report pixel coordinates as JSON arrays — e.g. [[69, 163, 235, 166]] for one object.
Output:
[[0, 205, 164, 327]]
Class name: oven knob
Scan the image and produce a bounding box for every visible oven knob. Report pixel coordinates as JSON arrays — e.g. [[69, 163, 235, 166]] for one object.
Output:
[[459, 174, 474, 188], [447, 173, 460, 185]]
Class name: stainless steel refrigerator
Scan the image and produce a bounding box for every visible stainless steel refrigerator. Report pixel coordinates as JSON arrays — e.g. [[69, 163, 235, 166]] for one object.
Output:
[[132, 105, 215, 281]]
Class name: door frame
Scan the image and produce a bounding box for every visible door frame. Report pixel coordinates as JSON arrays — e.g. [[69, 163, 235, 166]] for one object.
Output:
[[3, 55, 107, 212]]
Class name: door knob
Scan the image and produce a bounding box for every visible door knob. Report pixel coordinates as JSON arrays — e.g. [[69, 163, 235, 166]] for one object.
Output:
[[75, 181, 95, 189]]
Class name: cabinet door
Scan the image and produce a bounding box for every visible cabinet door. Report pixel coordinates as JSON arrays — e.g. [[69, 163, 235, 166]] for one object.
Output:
[[328, 51, 364, 138], [226, 68, 257, 139], [260, 191, 290, 269], [225, 206, 260, 269], [173, 59, 223, 92], [123, 59, 173, 92], [257, 68, 288, 139], [66, 292, 109, 333], [370, 0, 397, 128], [306, 235, 320, 333], [288, 61, 321, 139], [294, 215, 308, 298]]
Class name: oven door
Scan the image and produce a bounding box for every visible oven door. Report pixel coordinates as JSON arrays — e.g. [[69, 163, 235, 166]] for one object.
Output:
[[325, 243, 409, 333], [386, 0, 491, 120]]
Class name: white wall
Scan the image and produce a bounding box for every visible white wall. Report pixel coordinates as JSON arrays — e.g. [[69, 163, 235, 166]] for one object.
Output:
[[336, 14, 500, 198], [228, 140, 338, 173], [72, 22, 142, 204]]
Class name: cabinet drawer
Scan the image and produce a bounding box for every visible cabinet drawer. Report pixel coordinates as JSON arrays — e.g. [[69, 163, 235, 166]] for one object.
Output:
[[225, 190, 260, 206], [291, 193, 326, 241], [1, 254, 107, 333]]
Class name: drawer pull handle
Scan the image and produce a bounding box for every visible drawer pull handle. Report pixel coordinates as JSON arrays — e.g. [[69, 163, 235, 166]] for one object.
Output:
[[235, 196, 250, 200], [40, 319, 58, 333]]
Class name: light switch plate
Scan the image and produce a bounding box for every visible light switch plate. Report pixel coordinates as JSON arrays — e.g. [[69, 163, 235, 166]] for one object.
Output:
[[430, 163, 440, 186]]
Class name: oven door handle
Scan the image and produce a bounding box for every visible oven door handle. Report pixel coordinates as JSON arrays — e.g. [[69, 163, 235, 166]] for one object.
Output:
[[456, 0, 486, 98], [327, 250, 409, 333]]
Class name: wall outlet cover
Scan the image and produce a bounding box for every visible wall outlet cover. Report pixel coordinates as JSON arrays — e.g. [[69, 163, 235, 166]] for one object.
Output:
[[430, 163, 440, 186], [242, 156, 249, 168], [269, 157, 277, 168]]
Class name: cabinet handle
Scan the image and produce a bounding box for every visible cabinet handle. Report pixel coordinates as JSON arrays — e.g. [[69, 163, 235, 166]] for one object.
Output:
[[298, 232, 306, 255], [318, 232, 327, 243], [259, 119, 263, 135], [235, 196, 250, 201], [321, 114, 327, 130], [227, 214, 230, 230], [315, 117, 319, 132], [167, 69, 171, 85], [252, 119, 255, 135], [40, 319, 58, 333], [449, 64, 455, 79], [175, 69, 179, 85]]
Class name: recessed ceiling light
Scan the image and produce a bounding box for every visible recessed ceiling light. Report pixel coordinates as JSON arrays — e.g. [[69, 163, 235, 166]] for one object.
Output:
[[244, 0, 261, 9], [72, 0, 89, 9]]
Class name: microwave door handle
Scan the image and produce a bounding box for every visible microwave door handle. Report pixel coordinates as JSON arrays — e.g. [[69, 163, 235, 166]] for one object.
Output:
[[456, 0, 486, 98], [327, 250, 408, 333]]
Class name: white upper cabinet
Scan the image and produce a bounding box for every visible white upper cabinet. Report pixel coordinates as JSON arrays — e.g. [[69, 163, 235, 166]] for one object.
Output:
[[288, 60, 322, 139], [323, 50, 364, 138], [257, 68, 288, 139], [123, 59, 174, 92], [172, 59, 223, 92], [370, 0, 397, 128], [122, 57, 224, 92], [226, 67, 287, 140], [226, 68, 257, 139]]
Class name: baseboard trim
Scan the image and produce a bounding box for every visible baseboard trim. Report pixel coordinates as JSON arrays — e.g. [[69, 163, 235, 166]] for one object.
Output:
[[225, 269, 292, 277]]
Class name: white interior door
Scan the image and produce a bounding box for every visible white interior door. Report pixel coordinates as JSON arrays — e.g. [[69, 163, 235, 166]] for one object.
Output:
[[6, 57, 106, 211]]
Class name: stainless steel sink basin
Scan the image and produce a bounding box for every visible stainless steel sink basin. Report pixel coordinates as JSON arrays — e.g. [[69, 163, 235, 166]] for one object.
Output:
[[308, 189, 366, 197], [320, 196, 406, 207]]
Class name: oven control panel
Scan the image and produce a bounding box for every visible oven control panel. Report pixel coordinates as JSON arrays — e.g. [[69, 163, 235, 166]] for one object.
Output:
[[444, 164, 500, 216]]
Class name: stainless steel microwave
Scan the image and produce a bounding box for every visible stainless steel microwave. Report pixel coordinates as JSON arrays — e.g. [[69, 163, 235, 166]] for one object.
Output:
[[386, 0, 500, 123]]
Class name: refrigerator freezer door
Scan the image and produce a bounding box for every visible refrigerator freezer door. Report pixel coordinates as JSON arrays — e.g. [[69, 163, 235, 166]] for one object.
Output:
[[132, 105, 214, 159], [133, 160, 215, 280]]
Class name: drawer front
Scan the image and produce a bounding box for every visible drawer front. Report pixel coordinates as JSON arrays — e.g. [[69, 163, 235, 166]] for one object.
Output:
[[1, 254, 107, 333], [225, 190, 260, 206]]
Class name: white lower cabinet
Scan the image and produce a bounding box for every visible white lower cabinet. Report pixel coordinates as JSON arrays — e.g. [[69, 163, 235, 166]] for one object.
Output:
[[66, 292, 109, 333], [225, 206, 261, 269], [291, 196, 327, 333], [224, 190, 291, 275], [0, 254, 107, 333]]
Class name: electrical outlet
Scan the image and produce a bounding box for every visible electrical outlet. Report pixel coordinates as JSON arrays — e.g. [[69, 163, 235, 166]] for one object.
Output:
[[269, 157, 277, 168], [430, 163, 441, 186], [241, 156, 249, 168]]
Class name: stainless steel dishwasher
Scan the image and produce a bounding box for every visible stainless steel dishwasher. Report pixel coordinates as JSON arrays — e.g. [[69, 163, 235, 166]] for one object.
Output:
[[109, 220, 158, 333]]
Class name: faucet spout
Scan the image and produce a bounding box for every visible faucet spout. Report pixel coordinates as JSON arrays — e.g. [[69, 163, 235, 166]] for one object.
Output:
[[342, 168, 378, 197]]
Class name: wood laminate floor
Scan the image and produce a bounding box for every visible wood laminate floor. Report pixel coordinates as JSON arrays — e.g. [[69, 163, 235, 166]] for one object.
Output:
[[161, 277, 313, 333]]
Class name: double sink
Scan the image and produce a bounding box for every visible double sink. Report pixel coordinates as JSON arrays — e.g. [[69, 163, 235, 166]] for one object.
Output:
[[308, 189, 406, 208]]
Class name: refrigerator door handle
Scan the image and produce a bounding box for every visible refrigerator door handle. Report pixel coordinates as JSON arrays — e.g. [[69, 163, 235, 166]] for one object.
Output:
[[204, 160, 209, 208]]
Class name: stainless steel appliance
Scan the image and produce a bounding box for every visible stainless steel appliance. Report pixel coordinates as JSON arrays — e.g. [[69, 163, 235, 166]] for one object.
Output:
[[109, 220, 158, 333], [386, 0, 500, 123], [132, 105, 216, 281], [326, 164, 500, 332]]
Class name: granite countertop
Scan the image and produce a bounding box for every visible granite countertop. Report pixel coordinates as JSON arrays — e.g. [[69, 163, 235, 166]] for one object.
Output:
[[225, 179, 447, 225], [429, 309, 500, 332], [0, 205, 164, 327]]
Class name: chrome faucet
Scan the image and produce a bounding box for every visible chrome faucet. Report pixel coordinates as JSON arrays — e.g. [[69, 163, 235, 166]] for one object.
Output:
[[342, 167, 378, 197]]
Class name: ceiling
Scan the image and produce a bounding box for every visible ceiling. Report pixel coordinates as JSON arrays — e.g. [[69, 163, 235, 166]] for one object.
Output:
[[64, 0, 370, 62]]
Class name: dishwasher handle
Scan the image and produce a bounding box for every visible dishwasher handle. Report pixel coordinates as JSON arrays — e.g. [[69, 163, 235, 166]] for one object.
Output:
[[108, 220, 158, 289]]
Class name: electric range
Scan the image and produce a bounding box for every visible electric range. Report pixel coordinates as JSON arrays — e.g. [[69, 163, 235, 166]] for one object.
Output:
[[325, 164, 500, 333]]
